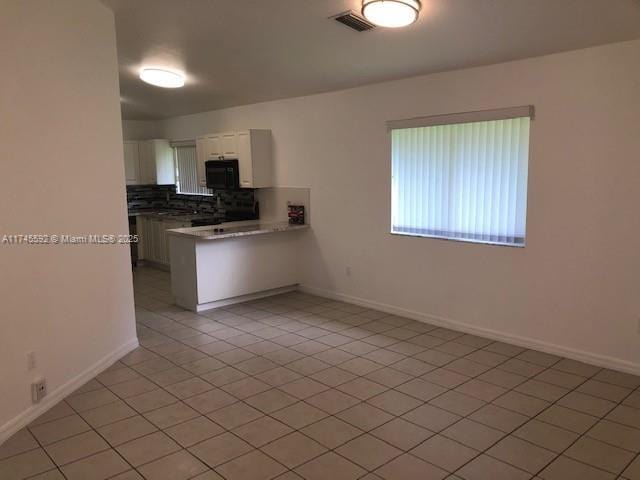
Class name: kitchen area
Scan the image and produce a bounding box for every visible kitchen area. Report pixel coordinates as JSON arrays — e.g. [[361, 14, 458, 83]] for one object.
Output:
[[123, 129, 310, 311]]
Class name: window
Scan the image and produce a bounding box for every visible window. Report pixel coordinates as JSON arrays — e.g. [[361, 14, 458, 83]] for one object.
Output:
[[173, 144, 212, 195], [390, 106, 532, 247]]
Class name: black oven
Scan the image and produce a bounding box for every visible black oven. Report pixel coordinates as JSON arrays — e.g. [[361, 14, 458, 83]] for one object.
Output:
[[205, 159, 240, 189]]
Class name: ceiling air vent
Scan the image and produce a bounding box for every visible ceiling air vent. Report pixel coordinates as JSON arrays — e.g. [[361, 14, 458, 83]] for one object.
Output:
[[332, 10, 376, 32]]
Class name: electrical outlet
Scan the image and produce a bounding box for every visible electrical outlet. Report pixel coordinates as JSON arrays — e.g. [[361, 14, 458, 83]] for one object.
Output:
[[31, 379, 46, 403], [27, 351, 36, 371], [346, 266, 352, 277]]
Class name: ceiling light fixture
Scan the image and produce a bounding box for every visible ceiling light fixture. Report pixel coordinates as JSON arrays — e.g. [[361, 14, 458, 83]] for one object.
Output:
[[139, 68, 185, 88], [362, 0, 421, 28]]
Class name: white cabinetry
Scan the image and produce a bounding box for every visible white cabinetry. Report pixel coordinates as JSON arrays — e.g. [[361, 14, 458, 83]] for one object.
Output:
[[195, 129, 272, 189], [236, 130, 272, 188], [123, 139, 175, 185], [137, 217, 190, 267], [221, 133, 237, 156], [204, 135, 222, 158], [123, 141, 140, 184], [137, 141, 156, 184]]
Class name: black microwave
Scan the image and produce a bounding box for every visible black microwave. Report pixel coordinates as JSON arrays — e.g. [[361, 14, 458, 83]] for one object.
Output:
[[205, 159, 240, 189]]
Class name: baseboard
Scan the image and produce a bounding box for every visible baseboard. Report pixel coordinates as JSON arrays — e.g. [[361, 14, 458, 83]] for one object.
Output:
[[0, 337, 139, 445], [195, 285, 299, 312], [298, 284, 640, 376]]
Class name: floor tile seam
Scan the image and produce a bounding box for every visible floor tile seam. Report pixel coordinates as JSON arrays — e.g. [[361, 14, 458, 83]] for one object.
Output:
[[516, 367, 637, 478]]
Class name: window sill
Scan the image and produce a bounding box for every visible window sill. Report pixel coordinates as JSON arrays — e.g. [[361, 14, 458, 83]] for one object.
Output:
[[390, 229, 525, 248]]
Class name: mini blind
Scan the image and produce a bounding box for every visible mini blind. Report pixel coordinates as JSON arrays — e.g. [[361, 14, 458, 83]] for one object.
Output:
[[174, 145, 212, 196], [390, 107, 532, 246]]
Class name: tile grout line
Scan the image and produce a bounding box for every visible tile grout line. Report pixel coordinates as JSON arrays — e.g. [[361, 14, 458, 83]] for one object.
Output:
[[455, 356, 635, 479], [134, 300, 601, 478], [56, 387, 154, 480], [6, 269, 638, 480], [119, 290, 640, 478]]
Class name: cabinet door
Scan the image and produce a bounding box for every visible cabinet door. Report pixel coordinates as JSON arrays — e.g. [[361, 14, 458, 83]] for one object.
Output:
[[158, 221, 167, 265], [138, 141, 157, 184], [206, 135, 222, 158], [247, 130, 272, 188], [123, 142, 140, 184], [136, 217, 146, 259], [143, 218, 155, 262], [236, 131, 253, 188], [162, 221, 175, 265], [143, 218, 154, 261], [137, 142, 149, 184], [221, 133, 237, 157], [148, 142, 159, 184], [153, 140, 175, 185], [151, 220, 163, 263], [196, 137, 208, 187]]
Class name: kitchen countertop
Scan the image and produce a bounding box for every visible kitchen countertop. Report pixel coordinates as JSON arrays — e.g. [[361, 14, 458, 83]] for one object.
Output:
[[166, 221, 309, 240]]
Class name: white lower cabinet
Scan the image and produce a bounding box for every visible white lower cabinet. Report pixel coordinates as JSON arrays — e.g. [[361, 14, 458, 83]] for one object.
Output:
[[137, 217, 190, 266]]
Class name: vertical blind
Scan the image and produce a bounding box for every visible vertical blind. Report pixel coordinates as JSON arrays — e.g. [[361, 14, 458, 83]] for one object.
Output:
[[174, 145, 212, 195], [391, 115, 531, 246]]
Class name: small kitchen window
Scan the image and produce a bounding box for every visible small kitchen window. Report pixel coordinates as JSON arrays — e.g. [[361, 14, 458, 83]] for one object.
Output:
[[389, 106, 533, 247]]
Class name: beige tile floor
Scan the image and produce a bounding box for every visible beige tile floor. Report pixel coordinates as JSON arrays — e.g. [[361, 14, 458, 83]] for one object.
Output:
[[2, 266, 640, 480]]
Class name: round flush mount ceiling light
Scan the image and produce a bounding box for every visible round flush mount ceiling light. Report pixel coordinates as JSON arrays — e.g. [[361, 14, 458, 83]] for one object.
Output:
[[362, 0, 421, 28], [139, 68, 185, 88]]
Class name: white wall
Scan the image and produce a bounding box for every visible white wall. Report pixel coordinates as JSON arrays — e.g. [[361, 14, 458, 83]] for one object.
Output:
[[160, 40, 640, 372], [255, 188, 311, 224], [0, 0, 137, 440], [122, 120, 163, 140]]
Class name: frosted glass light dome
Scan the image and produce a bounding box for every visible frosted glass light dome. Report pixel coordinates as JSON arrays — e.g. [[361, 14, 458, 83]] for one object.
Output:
[[362, 0, 421, 28], [139, 68, 185, 88]]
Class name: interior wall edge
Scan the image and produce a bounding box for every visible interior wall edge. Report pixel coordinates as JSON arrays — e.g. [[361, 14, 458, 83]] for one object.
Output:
[[298, 284, 640, 376], [0, 337, 139, 445]]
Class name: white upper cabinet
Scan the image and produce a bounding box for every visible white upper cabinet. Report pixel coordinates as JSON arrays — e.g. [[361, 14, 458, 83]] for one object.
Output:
[[236, 131, 252, 187], [124, 139, 175, 185], [123, 141, 140, 184], [221, 133, 237, 157], [205, 135, 222, 158], [138, 140, 156, 184], [195, 129, 272, 189], [238, 130, 272, 188]]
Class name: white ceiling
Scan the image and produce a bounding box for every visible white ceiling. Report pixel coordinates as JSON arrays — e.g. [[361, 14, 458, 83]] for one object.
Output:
[[103, 0, 640, 120]]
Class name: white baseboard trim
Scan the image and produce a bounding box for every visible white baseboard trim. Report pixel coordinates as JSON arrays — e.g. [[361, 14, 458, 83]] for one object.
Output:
[[299, 285, 640, 376], [0, 337, 139, 445], [194, 285, 299, 312]]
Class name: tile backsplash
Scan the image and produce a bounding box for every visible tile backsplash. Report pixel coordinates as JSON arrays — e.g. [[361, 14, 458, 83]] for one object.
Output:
[[127, 185, 257, 219]]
